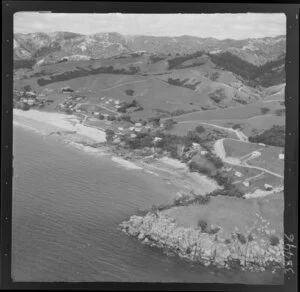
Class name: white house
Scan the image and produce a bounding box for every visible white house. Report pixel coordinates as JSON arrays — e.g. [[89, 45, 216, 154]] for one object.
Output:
[[200, 150, 208, 155], [118, 127, 124, 131], [27, 99, 35, 106], [114, 100, 120, 105], [251, 151, 261, 158], [129, 126, 135, 131], [234, 171, 243, 178], [258, 143, 266, 147], [94, 112, 100, 116], [264, 184, 273, 191], [135, 128, 141, 132], [101, 97, 105, 100], [279, 153, 285, 160], [135, 122, 142, 127], [130, 133, 137, 138], [153, 137, 162, 144], [105, 101, 109, 104], [243, 181, 250, 187], [115, 105, 121, 109], [192, 142, 201, 150]]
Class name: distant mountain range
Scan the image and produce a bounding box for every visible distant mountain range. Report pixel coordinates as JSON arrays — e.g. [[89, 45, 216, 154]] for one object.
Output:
[[14, 32, 286, 66]]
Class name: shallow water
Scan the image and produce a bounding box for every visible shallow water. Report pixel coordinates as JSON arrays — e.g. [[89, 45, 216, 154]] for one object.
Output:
[[12, 126, 283, 283]]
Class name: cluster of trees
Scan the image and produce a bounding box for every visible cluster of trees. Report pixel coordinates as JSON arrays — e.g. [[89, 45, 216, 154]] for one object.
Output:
[[14, 59, 36, 70], [124, 89, 135, 96], [117, 99, 143, 113], [37, 65, 140, 86], [167, 51, 204, 70], [210, 72, 221, 81], [163, 118, 177, 130], [209, 88, 227, 104], [208, 52, 285, 87], [275, 108, 285, 116], [167, 78, 201, 90], [149, 55, 166, 63], [154, 108, 198, 118], [260, 107, 270, 114], [248, 125, 285, 147]]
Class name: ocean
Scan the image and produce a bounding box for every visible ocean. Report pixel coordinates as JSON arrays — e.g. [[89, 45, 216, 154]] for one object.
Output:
[[12, 126, 283, 283]]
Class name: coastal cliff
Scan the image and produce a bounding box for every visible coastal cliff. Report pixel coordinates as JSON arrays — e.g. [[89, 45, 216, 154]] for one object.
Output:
[[120, 211, 284, 272]]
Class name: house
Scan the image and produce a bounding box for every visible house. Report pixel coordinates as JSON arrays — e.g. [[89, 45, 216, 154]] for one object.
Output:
[[114, 100, 120, 105], [234, 171, 242, 178], [113, 137, 121, 144], [94, 112, 100, 116], [129, 126, 135, 131], [264, 184, 273, 191], [258, 143, 266, 147], [115, 105, 121, 109], [153, 137, 162, 143], [279, 153, 284, 160], [135, 128, 141, 132], [135, 122, 142, 127], [192, 142, 201, 150], [105, 101, 109, 104], [251, 151, 261, 158], [27, 98, 35, 106], [26, 91, 36, 97], [101, 97, 105, 100], [118, 127, 124, 131], [243, 181, 250, 187], [130, 133, 137, 138], [200, 150, 208, 155], [109, 99, 113, 102]]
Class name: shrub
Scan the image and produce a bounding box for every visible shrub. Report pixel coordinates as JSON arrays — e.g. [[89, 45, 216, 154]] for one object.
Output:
[[125, 89, 135, 96], [105, 129, 115, 142], [269, 235, 280, 246], [99, 114, 105, 120], [163, 118, 177, 130], [207, 227, 220, 235], [210, 72, 220, 81], [194, 195, 211, 205], [195, 125, 205, 134], [261, 107, 270, 114], [248, 125, 285, 147], [275, 108, 285, 116], [198, 219, 208, 232], [107, 115, 116, 121], [224, 238, 231, 244], [247, 234, 254, 242], [236, 233, 247, 244], [232, 124, 241, 130]]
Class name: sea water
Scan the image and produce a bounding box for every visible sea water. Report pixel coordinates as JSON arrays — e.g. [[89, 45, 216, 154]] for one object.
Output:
[[12, 126, 283, 283]]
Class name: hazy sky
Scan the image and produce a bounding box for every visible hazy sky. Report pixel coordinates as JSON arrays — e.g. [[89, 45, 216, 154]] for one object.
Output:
[[14, 13, 286, 39]]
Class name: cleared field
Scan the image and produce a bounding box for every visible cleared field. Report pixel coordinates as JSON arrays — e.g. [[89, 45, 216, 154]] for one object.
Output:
[[247, 146, 284, 176], [223, 139, 262, 158], [163, 194, 284, 237], [169, 122, 237, 139], [172, 101, 284, 123]]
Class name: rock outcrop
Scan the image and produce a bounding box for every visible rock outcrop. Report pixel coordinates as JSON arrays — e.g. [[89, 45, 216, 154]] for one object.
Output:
[[120, 212, 284, 272]]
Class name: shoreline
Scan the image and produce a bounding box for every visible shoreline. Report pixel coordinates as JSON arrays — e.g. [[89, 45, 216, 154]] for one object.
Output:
[[13, 109, 219, 195]]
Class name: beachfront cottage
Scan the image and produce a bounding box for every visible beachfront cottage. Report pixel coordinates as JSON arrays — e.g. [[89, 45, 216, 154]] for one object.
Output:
[[264, 184, 273, 191], [234, 171, 242, 178], [278, 153, 284, 160], [135, 123, 142, 127]]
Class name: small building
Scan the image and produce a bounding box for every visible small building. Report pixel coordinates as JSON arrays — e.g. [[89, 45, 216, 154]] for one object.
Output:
[[109, 99, 113, 102], [258, 143, 266, 147], [105, 101, 109, 104], [243, 181, 250, 187], [129, 126, 135, 131], [118, 127, 124, 131], [135, 122, 142, 127], [94, 112, 100, 116], [130, 133, 137, 138], [234, 171, 243, 178], [101, 97, 105, 100], [153, 137, 162, 143], [192, 142, 201, 150], [200, 150, 208, 155], [251, 151, 261, 158], [27, 98, 35, 106], [264, 184, 273, 191], [114, 100, 120, 105], [279, 153, 285, 160], [115, 105, 121, 109], [113, 137, 121, 144], [135, 128, 141, 132]]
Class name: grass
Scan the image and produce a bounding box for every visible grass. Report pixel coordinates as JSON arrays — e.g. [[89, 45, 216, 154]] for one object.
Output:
[[162, 194, 284, 238], [223, 139, 262, 158], [246, 146, 284, 176]]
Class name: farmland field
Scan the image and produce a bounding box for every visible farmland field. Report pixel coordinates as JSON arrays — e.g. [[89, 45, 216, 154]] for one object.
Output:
[[223, 138, 262, 158]]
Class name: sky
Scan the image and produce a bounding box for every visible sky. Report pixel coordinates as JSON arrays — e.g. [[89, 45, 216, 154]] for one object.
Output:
[[14, 13, 286, 39]]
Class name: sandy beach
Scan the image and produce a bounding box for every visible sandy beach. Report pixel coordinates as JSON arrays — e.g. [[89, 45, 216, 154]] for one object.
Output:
[[13, 109, 220, 196]]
